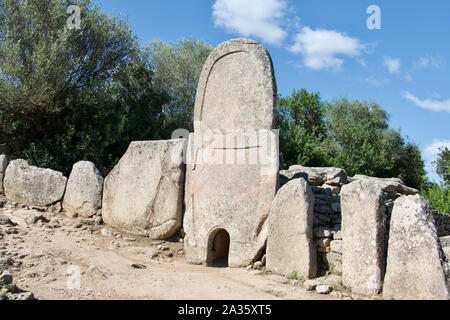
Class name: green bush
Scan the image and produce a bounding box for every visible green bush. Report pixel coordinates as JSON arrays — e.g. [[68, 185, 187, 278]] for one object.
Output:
[[421, 184, 450, 214]]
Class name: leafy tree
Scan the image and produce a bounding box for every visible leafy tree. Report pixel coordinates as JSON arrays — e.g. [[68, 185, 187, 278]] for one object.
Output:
[[422, 184, 449, 213], [146, 38, 212, 132], [0, 0, 172, 175], [433, 147, 450, 186], [324, 98, 426, 188], [276, 89, 329, 168], [0, 0, 138, 157], [276, 93, 426, 189]]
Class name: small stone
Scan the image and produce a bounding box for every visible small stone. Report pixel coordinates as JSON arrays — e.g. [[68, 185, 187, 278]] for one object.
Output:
[[331, 202, 341, 213], [314, 229, 332, 238], [100, 228, 113, 237], [330, 240, 343, 254], [333, 231, 342, 240], [15, 292, 35, 300], [124, 237, 137, 242], [322, 184, 341, 196], [94, 216, 103, 226], [0, 271, 13, 285], [253, 261, 263, 269], [316, 285, 332, 294], [131, 264, 147, 269], [0, 215, 13, 225], [316, 238, 331, 248], [303, 280, 320, 291]]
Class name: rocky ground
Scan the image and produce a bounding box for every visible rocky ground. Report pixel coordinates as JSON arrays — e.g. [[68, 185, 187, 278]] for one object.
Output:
[[0, 196, 361, 301]]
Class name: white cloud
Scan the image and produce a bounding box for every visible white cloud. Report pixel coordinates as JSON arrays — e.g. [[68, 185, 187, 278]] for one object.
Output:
[[357, 58, 368, 68], [289, 27, 365, 70], [413, 54, 443, 69], [363, 76, 390, 86], [423, 140, 450, 183], [212, 0, 288, 45], [383, 56, 401, 74], [401, 91, 450, 113]]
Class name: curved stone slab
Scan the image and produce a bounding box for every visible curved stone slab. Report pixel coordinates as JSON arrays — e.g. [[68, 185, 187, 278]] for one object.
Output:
[[194, 38, 277, 133]]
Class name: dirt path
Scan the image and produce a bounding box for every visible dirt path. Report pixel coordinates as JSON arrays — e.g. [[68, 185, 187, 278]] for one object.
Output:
[[0, 201, 339, 300]]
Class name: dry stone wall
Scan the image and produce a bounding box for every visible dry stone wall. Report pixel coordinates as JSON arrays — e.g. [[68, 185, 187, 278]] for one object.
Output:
[[433, 210, 450, 237], [280, 166, 347, 275]]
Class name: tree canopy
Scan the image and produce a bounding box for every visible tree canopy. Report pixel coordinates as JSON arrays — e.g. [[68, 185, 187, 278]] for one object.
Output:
[[434, 147, 450, 186], [0, 0, 209, 175], [277, 91, 426, 189], [0, 0, 429, 191]]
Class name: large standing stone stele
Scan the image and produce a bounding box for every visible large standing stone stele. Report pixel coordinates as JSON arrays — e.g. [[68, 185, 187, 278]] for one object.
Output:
[[266, 179, 317, 279], [4, 159, 67, 207], [183, 38, 279, 267], [383, 195, 450, 300], [102, 139, 185, 239], [341, 180, 387, 296], [63, 161, 104, 218]]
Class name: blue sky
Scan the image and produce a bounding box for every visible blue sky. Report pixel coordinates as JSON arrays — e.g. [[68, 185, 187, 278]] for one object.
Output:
[[94, 0, 449, 182]]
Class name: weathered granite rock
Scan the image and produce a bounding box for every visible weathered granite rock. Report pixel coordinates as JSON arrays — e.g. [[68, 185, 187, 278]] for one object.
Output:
[[102, 139, 185, 239], [184, 130, 279, 267], [63, 161, 104, 218], [280, 166, 347, 187], [0, 155, 8, 194], [330, 240, 343, 254], [266, 179, 316, 279], [4, 160, 67, 206], [183, 38, 279, 267], [383, 195, 450, 300], [441, 236, 450, 248], [193, 38, 276, 132], [348, 175, 418, 197], [341, 180, 387, 295]]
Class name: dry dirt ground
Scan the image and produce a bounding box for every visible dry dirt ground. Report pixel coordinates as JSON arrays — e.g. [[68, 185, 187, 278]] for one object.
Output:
[[0, 198, 342, 301]]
